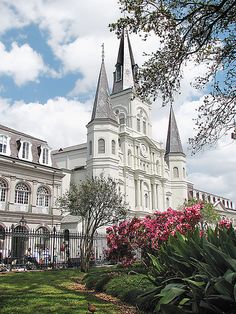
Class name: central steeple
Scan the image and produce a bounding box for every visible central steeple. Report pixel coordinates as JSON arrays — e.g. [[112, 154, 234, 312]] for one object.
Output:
[[112, 29, 137, 94]]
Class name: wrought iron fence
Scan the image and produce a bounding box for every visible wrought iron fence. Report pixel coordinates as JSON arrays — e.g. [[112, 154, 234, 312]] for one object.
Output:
[[0, 226, 108, 270]]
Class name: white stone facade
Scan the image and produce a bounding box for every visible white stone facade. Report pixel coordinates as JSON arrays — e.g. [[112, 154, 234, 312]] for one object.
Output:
[[0, 125, 67, 230]]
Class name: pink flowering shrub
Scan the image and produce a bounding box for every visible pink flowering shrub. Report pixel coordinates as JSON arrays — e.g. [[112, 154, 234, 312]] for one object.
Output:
[[218, 219, 232, 229], [106, 204, 202, 265]]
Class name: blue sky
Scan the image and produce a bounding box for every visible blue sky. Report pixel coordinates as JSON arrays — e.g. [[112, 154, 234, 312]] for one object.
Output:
[[0, 0, 235, 205], [0, 24, 81, 103]]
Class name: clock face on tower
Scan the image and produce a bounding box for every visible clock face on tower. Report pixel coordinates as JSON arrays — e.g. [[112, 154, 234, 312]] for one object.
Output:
[[140, 143, 148, 158]]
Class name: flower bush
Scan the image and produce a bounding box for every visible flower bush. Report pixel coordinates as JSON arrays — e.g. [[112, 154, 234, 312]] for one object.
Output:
[[106, 204, 202, 265]]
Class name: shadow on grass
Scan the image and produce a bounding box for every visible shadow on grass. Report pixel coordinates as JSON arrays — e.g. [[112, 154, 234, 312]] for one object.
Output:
[[0, 270, 120, 314]]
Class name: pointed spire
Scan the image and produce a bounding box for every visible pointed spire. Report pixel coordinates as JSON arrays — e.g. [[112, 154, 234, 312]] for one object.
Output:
[[90, 53, 117, 123], [112, 29, 137, 94], [165, 106, 185, 156]]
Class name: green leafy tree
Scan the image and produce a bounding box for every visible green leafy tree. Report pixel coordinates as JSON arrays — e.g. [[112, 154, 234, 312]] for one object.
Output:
[[184, 198, 220, 228], [58, 177, 127, 272], [111, 0, 236, 153]]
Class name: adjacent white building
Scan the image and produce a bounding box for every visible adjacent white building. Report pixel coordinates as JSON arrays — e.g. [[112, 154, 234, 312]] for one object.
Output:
[[0, 124, 66, 230]]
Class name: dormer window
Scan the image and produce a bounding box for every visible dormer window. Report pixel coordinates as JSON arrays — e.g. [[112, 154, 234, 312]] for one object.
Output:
[[0, 135, 7, 154], [22, 142, 29, 159], [116, 65, 122, 82], [42, 148, 49, 164]]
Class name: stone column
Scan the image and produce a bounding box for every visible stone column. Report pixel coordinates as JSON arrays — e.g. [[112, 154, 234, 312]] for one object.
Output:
[[153, 184, 157, 209], [9, 176, 16, 204], [136, 179, 140, 207]]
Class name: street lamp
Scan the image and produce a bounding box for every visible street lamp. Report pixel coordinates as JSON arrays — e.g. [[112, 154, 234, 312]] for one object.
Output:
[[19, 215, 27, 227]]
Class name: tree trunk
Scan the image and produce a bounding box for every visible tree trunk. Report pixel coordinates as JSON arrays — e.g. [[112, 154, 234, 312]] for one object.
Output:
[[79, 234, 93, 272]]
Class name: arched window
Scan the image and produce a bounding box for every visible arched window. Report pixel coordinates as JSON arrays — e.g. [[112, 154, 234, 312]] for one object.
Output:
[[36, 227, 50, 250], [183, 167, 186, 178], [89, 141, 92, 155], [15, 183, 30, 204], [0, 135, 7, 154], [112, 140, 116, 155], [98, 139, 105, 154], [173, 167, 179, 178], [42, 148, 49, 164], [0, 179, 7, 202], [37, 186, 50, 207], [22, 142, 29, 159]]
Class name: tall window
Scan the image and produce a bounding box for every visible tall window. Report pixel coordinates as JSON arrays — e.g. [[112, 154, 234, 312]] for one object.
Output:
[[37, 186, 50, 207], [116, 65, 122, 81], [15, 183, 30, 204], [42, 148, 49, 164], [166, 197, 170, 208], [173, 167, 179, 178], [137, 118, 141, 132], [0, 135, 7, 154], [98, 139, 105, 154], [89, 141, 92, 155], [0, 179, 7, 202], [119, 114, 125, 125], [143, 120, 147, 135], [128, 150, 132, 166], [183, 167, 186, 178], [144, 193, 148, 208], [112, 140, 116, 155], [22, 142, 29, 159]]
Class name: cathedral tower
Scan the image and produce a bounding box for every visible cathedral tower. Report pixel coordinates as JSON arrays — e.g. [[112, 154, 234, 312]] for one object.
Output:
[[165, 106, 188, 208], [111, 29, 152, 137], [86, 55, 119, 179]]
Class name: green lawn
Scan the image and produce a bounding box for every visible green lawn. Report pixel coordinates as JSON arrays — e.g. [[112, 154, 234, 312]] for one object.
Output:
[[0, 269, 122, 314]]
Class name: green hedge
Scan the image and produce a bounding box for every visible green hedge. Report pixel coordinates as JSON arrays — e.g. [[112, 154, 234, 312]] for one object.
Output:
[[83, 267, 155, 312]]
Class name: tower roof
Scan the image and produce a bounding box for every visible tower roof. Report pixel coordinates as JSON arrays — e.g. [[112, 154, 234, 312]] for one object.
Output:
[[165, 106, 185, 156], [90, 60, 117, 123], [112, 29, 137, 94]]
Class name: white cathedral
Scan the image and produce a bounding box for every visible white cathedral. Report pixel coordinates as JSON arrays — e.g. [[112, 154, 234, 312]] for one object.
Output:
[[0, 31, 235, 232], [53, 31, 234, 223]]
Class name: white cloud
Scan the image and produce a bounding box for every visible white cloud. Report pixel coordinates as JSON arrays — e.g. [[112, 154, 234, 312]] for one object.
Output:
[[0, 97, 90, 148], [0, 42, 46, 85]]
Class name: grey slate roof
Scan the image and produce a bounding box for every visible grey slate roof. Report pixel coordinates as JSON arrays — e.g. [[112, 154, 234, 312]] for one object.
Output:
[[0, 124, 52, 164], [116, 29, 135, 67], [165, 106, 185, 155], [90, 61, 117, 123], [112, 29, 137, 94]]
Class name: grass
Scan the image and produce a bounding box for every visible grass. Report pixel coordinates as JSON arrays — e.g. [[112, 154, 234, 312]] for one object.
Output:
[[0, 269, 122, 314]]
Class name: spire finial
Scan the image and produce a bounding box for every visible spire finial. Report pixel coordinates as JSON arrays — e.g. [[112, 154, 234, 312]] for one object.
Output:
[[101, 43, 105, 62]]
